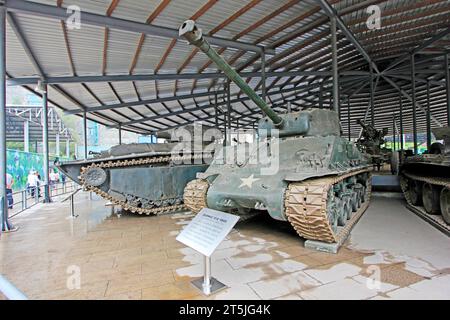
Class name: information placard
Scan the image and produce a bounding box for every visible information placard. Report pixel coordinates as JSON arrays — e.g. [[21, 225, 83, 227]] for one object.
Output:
[[176, 208, 240, 257]]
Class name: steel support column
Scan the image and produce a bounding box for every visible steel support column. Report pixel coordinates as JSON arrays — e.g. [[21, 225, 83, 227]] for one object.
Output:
[[227, 81, 231, 146], [214, 92, 218, 128], [23, 120, 29, 152], [370, 70, 375, 125], [319, 81, 324, 109], [331, 17, 339, 115], [411, 54, 418, 154], [83, 112, 88, 160], [261, 49, 266, 103], [445, 53, 450, 126], [399, 92, 404, 151], [66, 139, 70, 158], [118, 125, 122, 145], [392, 113, 396, 151], [0, 6, 10, 232], [55, 133, 60, 156], [347, 97, 351, 140], [426, 81, 432, 151], [42, 85, 50, 203]]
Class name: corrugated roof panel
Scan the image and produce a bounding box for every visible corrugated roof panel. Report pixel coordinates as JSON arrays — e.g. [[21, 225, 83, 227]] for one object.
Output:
[[67, 24, 105, 75], [84, 82, 120, 105], [106, 29, 141, 74], [133, 36, 174, 74], [108, 81, 139, 102], [6, 22, 35, 77], [12, 14, 71, 76], [110, 0, 163, 23], [28, 0, 111, 16]]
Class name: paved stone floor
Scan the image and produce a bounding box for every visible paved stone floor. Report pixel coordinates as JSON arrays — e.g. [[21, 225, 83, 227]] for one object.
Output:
[[0, 191, 449, 300]]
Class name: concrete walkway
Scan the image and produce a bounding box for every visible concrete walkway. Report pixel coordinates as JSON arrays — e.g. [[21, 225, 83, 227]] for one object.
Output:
[[0, 191, 449, 300]]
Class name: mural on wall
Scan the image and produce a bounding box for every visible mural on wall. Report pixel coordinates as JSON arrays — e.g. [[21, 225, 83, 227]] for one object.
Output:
[[6, 149, 69, 191]]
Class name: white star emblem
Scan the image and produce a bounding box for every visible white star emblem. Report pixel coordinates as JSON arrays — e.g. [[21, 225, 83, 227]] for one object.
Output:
[[239, 174, 260, 189]]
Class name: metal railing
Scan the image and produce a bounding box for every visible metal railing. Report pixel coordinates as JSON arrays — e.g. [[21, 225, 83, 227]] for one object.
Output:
[[0, 275, 28, 300], [8, 180, 78, 218]]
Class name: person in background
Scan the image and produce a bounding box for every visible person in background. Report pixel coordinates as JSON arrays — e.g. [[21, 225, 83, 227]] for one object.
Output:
[[27, 170, 40, 198], [35, 171, 42, 198], [6, 172, 14, 209], [49, 168, 59, 190]]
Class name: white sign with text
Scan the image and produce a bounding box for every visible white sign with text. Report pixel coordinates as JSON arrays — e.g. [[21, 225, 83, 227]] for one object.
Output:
[[176, 208, 240, 257]]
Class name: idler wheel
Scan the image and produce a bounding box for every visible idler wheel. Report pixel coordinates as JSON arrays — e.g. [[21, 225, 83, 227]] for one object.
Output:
[[422, 183, 441, 215], [360, 186, 367, 203], [350, 191, 359, 213], [439, 187, 450, 225], [407, 179, 422, 206], [83, 167, 107, 187]]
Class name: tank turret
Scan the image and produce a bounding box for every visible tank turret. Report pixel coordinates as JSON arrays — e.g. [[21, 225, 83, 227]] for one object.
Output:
[[181, 20, 372, 248]]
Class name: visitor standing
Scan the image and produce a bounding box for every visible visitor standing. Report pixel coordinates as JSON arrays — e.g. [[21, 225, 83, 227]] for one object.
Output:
[[6, 173, 14, 209], [27, 170, 40, 198]]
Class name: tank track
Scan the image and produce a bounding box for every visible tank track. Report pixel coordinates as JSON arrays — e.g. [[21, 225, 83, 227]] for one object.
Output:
[[184, 169, 372, 243], [400, 171, 450, 230], [183, 179, 209, 214], [79, 154, 210, 216], [184, 179, 262, 222], [285, 169, 372, 244]]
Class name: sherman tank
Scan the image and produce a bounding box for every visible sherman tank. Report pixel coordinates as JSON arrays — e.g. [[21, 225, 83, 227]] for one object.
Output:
[[179, 20, 372, 244], [399, 127, 450, 225], [58, 124, 220, 215]]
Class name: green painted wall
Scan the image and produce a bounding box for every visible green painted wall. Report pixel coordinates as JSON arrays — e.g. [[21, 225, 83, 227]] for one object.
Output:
[[6, 149, 69, 191]]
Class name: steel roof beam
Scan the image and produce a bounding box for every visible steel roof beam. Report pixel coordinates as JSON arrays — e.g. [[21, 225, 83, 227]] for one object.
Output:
[[5, 0, 273, 54], [108, 80, 334, 129], [384, 26, 450, 72], [381, 75, 442, 127], [7, 70, 370, 86], [315, 0, 380, 74]]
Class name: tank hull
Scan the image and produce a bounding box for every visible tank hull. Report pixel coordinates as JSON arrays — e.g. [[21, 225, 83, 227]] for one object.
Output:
[[184, 126, 372, 243], [58, 139, 215, 215], [400, 154, 450, 225]]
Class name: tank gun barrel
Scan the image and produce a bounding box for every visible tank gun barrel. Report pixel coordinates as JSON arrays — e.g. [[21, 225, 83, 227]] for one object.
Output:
[[179, 20, 283, 127]]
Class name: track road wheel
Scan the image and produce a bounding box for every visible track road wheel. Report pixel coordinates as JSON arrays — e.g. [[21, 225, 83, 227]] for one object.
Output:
[[338, 196, 350, 226], [408, 179, 423, 206], [440, 187, 450, 225], [422, 183, 441, 215], [327, 190, 338, 234]]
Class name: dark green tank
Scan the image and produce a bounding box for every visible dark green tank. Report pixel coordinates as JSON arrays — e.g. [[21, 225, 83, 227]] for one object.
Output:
[[58, 124, 219, 215], [400, 127, 450, 225]]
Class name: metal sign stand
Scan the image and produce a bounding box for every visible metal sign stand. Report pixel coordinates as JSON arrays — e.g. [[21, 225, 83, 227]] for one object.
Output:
[[176, 208, 240, 296], [62, 188, 81, 218], [191, 255, 226, 296]]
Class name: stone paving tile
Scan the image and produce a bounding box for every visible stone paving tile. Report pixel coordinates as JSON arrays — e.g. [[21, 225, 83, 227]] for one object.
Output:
[[142, 281, 201, 300], [105, 269, 174, 296], [299, 278, 379, 300], [2, 192, 450, 300], [274, 294, 303, 300], [407, 274, 450, 299], [351, 275, 399, 293], [249, 271, 321, 300], [212, 284, 261, 300], [304, 263, 362, 284]]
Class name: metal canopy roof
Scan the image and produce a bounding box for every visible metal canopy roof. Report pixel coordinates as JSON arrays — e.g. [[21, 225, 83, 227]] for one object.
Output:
[[6, 105, 73, 142], [4, 0, 450, 138]]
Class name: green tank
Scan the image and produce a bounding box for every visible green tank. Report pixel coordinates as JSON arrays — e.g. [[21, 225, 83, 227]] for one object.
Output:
[[58, 124, 218, 215], [399, 127, 450, 225], [180, 21, 372, 244]]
